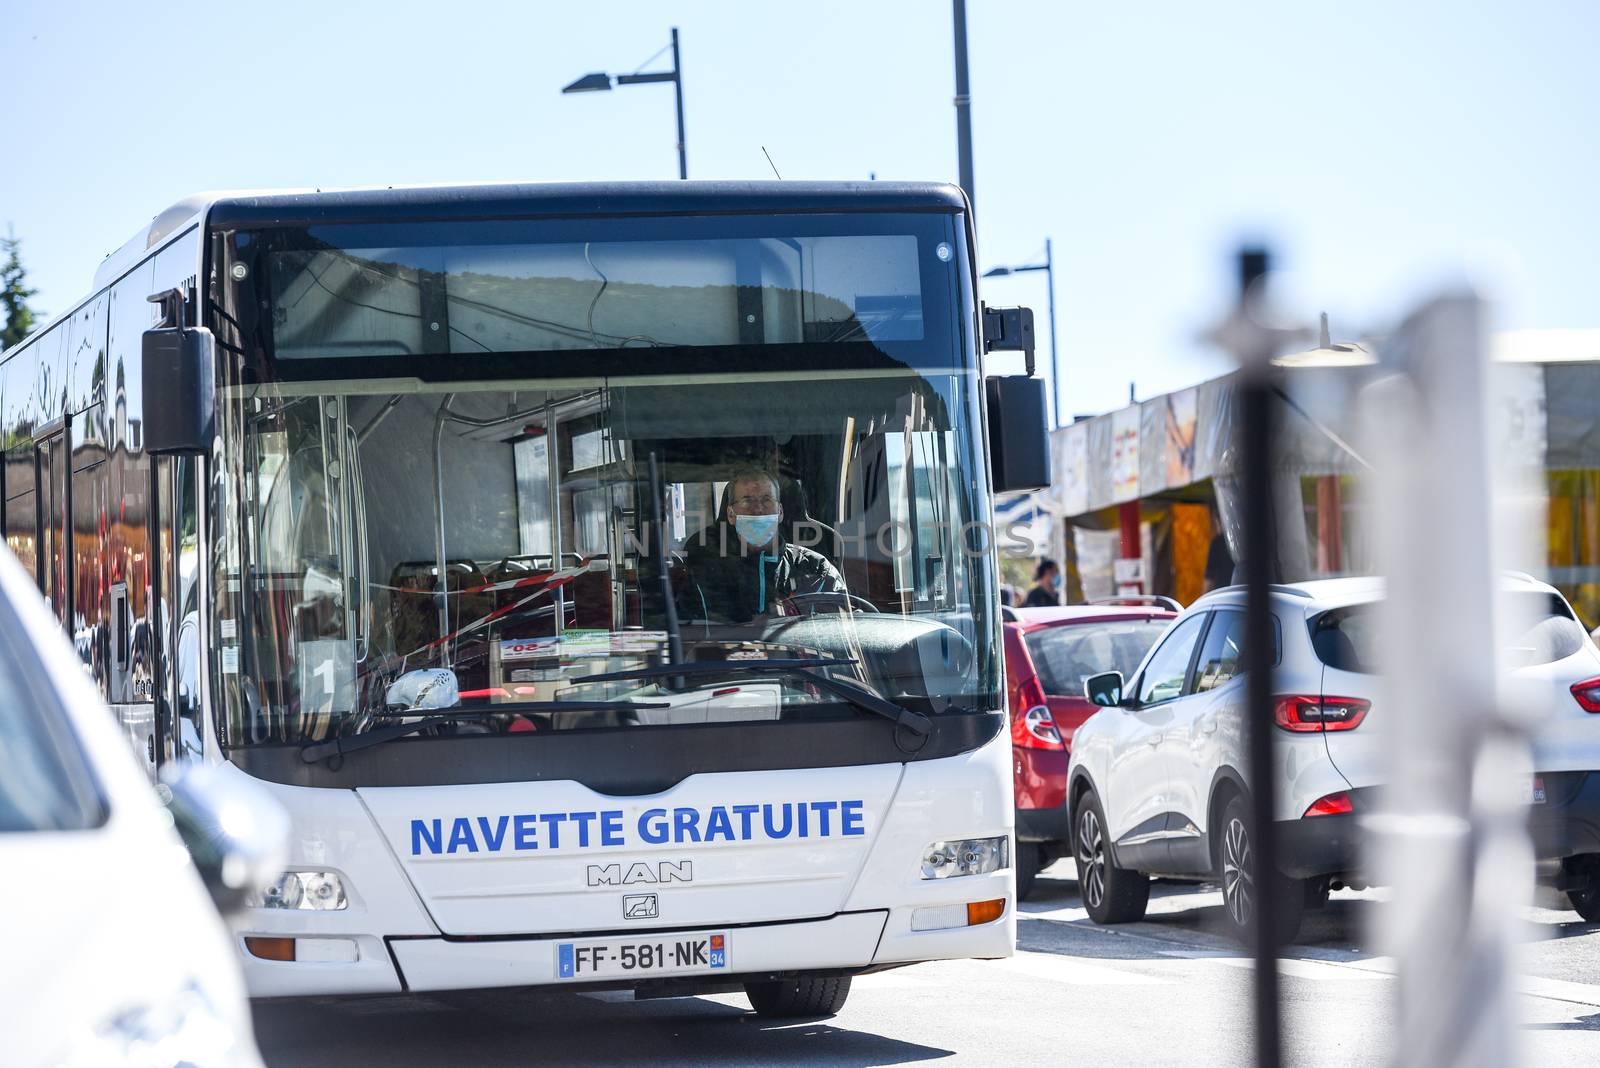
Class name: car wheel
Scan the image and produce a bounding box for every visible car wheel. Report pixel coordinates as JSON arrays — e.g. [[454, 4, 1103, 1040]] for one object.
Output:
[[745, 976, 851, 1018], [1074, 791, 1150, 924], [1016, 841, 1041, 901], [1568, 884, 1600, 922], [1218, 795, 1305, 945]]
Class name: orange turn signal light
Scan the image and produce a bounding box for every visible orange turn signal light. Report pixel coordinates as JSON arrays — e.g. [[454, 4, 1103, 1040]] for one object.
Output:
[[967, 898, 1006, 926], [245, 936, 296, 961]]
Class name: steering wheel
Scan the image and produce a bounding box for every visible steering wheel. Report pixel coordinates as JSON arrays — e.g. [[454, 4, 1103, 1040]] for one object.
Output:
[[781, 591, 880, 617]]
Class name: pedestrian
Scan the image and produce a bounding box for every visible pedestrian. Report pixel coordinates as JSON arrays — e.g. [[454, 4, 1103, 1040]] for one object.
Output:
[[1204, 504, 1235, 593], [1023, 558, 1062, 607]]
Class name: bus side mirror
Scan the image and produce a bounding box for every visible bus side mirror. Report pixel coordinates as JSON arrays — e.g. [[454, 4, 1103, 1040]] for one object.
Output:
[[986, 375, 1051, 492], [142, 326, 216, 455]]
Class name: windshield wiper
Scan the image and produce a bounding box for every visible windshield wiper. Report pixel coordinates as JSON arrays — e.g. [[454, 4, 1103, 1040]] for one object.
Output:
[[575, 658, 932, 747], [298, 700, 667, 766]]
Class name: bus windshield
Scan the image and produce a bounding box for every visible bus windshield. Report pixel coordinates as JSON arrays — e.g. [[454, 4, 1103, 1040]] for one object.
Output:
[[208, 212, 1000, 748]]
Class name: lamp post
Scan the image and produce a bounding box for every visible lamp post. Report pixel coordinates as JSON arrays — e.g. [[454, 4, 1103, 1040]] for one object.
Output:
[[952, 0, 975, 208], [984, 238, 1059, 425], [562, 28, 688, 180]]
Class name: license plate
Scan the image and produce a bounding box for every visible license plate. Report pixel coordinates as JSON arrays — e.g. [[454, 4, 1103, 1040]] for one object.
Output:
[[1522, 775, 1547, 805], [555, 932, 729, 980]]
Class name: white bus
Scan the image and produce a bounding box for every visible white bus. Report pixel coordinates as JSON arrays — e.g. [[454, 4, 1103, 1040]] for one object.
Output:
[[1, 182, 1049, 1015]]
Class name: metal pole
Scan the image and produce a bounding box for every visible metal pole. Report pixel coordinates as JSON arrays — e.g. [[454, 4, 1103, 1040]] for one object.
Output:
[[1237, 247, 1282, 1068], [1369, 295, 1524, 1068], [952, 0, 975, 208], [1045, 237, 1060, 426], [671, 28, 687, 180]]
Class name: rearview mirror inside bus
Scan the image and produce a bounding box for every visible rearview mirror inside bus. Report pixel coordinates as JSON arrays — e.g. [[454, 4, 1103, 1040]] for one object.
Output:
[[985, 375, 1051, 492], [142, 326, 216, 455]]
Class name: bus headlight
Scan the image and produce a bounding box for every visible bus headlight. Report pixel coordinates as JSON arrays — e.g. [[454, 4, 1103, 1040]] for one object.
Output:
[[919, 837, 1009, 879], [253, 870, 349, 910]]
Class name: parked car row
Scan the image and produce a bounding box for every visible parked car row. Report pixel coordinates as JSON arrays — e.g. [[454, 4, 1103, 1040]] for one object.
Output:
[[1003, 600, 1178, 897], [1011, 575, 1600, 942]]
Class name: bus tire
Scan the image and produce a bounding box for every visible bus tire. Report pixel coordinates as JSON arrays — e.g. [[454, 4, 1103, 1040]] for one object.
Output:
[[1016, 841, 1041, 900], [744, 976, 852, 1018]]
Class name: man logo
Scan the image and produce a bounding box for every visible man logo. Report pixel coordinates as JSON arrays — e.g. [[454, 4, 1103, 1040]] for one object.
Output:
[[623, 894, 659, 920], [587, 860, 693, 887]]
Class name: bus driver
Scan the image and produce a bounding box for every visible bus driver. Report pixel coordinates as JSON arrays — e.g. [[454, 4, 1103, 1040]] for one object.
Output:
[[678, 466, 846, 624]]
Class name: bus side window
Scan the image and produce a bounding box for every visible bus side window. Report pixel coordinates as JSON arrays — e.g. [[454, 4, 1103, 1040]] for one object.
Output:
[[107, 259, 155, 707], [68, 292, 111, 695], [70, 430, 109, 695], [3, 445, 37, 587]]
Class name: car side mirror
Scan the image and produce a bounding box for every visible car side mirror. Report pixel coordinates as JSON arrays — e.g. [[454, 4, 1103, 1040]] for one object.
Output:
[[1083, 671, 1125, 707], [142, 325, 216, 455], [161, 762, 289, 919]]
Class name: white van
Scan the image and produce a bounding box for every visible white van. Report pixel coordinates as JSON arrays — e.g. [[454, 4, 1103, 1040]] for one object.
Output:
[[0, 548, 282, 1068]]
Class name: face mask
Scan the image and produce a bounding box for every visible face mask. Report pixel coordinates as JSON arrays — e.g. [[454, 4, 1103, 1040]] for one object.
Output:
[[734, 512, 781, 549], [1049, 573, 1062, 590]]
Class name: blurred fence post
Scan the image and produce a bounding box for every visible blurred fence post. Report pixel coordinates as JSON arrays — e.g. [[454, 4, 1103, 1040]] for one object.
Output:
[[1366, 293, 1528, 1068], [1205, 247, 1311, 1068]]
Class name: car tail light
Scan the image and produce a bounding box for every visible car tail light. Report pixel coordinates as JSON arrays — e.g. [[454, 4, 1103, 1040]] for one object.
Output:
[[1572, 677, 1600, 713], [1012, 675, 1063, 749], [1023, 706, 1062, 747], [1274, 695, 1370, 733], [1304, 791, 1354, 817]]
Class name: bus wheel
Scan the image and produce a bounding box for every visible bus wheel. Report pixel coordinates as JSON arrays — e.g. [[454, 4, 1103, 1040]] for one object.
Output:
[[1015, 841, 1041, 900], [744, 976, 852, 1018]]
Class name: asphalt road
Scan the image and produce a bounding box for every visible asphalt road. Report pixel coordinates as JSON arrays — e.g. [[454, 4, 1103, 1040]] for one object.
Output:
[[253, 860, 1600, 1066]]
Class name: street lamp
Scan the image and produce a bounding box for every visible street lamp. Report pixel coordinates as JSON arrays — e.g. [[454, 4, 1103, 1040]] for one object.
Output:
[[984, 238, 1059, 425], [562, 28, 688, 180]]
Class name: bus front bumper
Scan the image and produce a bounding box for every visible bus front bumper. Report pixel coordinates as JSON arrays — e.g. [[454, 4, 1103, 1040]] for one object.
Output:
[[243, 898, 1013, 997]]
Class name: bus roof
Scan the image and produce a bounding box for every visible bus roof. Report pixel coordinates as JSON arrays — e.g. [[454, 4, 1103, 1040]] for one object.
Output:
[[98, 180, 966, 280], [74, 180, 968, 348], [199, 180, 967, 228]]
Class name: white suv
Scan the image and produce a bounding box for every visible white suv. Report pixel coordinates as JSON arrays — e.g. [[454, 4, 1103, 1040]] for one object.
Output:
[[1066, 574, 1600, 941]]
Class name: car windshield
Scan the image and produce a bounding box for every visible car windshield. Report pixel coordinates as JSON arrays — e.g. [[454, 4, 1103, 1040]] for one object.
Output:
[[208, 213, 999, 747], [0, 632, 102, 833], [1024, 619, 1170, 697], [1312, 591, 1587, 674]]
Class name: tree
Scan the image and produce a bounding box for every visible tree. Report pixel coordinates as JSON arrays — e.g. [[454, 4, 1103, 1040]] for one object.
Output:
[[1, 226, 40, 351]]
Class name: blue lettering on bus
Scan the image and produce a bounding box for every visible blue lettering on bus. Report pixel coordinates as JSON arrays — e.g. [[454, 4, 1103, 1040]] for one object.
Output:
[[412, 818, 443, 855], [763, 802, 794, 839], [447, 817, 479, 853], [407, 801, 868, 854], [673, 807, 702, 843], [639, 808, 668, 844], [704, 806, 734, 842], [477, 815, 510, 852], [732, 804, 759, 840]]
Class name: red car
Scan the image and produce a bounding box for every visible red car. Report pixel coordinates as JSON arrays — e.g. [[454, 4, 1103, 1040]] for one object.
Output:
[[1005, 600, 1178, 897]]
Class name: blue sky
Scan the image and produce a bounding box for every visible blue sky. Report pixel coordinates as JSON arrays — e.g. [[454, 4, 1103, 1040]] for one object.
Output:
[[3, 0, 1595, 415]]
